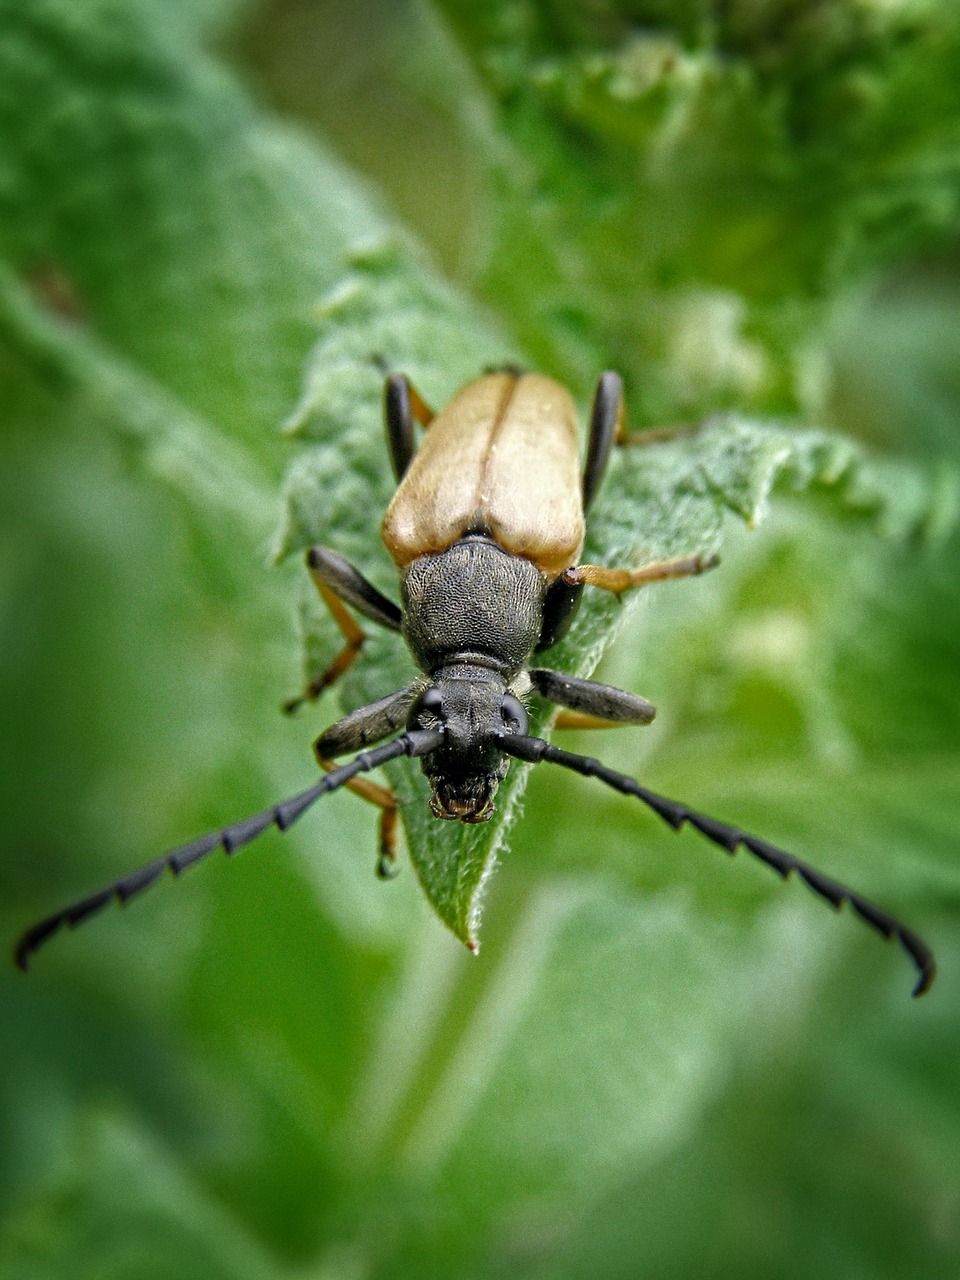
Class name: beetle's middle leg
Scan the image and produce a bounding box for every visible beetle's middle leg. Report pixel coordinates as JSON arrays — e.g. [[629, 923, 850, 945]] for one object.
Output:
[[566, 553, 719, 596], [284, 546, 403, 713], [534, 551, 718, 652]]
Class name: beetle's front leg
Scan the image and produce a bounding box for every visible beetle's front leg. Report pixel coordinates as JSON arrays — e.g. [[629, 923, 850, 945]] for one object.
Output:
[[314, 684, 420, 877], [314, 685, 419, 757], [284, 547, 403, 713], [317, 758, 401, 878], [528, 668, 656, 728]]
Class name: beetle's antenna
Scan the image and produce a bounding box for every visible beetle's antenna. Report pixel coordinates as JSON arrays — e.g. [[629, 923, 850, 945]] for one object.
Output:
[[500, 735, 935, 997], [14, 729, 443, 971]]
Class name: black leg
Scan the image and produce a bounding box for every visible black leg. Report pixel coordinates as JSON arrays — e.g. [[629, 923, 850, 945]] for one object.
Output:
[[385, 375, 415, 481], [582, 371, 624, 513], [305, 546, 402, 632], [535, 572, 585, 651], [315, 685, 420, 758], [529, 668, 656, 725], [284, 547, 403, 713], [583, 372, 708, 508], [315, 684, 421, 879], [384, 374, 434, 481]]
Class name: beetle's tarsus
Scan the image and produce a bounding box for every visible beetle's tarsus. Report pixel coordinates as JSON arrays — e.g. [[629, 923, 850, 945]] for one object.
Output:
[[376, 853, 400, 880]]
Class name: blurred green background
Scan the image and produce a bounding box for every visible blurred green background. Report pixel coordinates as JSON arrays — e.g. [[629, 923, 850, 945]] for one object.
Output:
[[1, 1, 959, 1277]]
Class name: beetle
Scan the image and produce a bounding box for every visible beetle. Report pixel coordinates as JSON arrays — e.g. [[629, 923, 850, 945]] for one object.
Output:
[[14, 370, 935, 996]]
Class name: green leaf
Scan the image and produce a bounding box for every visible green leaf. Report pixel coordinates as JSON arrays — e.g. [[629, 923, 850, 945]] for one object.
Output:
[[0, 1112, 290, 1280], [349, 3, 960, 425], [281, 243, 955, 948], [0, 0, 386, 458], [3, 5, 959, 1277]]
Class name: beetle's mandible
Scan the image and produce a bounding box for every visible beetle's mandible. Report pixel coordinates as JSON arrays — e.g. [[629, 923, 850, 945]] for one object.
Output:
[[14, 370, 936, 997]]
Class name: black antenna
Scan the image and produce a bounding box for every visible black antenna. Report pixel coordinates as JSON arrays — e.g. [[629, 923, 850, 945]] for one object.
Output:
[[500, 735, 935, 997], [14, 729, 443, 971]]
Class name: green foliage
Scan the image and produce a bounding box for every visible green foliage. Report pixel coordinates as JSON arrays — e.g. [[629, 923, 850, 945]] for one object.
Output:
[[1, 2, 958, 1278], [433, 0, 960, 404], [282, 247, 953, 940]]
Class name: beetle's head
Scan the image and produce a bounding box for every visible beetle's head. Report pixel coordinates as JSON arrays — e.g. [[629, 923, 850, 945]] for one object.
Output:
[[407, 668, 528, 822]]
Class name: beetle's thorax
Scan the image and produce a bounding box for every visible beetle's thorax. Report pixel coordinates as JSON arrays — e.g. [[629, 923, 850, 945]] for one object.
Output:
[[400, 535, 547, 678]]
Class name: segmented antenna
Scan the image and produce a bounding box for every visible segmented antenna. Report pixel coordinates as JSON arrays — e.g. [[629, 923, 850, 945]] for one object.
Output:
[[501, 735, 935, 997], [15, 729, 443, 971]]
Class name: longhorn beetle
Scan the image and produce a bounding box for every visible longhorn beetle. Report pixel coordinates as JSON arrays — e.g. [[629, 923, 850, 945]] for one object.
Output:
[[14, 371, 935, 995]]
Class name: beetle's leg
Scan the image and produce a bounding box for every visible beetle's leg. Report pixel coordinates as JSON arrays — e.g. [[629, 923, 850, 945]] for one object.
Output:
[[313, 684, 419, 877], [529, 668, 655, 725], [314, 685, 420, 758], [582, 371, 703, 510], [537, 543, 717, 653], [582, 371, 624, 513], [317, 757, 400, 878], [284, 547, 403, 714], [553, 710, 629, 730], [584, 371, 709, 496], [535, 572, 585, 651], [306, 546, 403, 630], [565, 553, 719, 597], [385, 374, 435, 481], [619, 423, 702, 445]]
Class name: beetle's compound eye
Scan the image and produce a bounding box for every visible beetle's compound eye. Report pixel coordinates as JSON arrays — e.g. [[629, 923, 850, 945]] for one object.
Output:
[[500, 693, 528, 735], [409, 685, 445, 729]]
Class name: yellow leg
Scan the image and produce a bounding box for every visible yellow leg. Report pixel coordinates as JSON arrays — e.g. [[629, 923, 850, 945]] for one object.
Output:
[[567, 553, 719, 597], [284, 580, 367, 714], [318, 756, 400, 879], [554, 710, 630, 731], [618, 423, 701, 445], [615, 392, 707, 446], [407, 381, 435, 428]]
